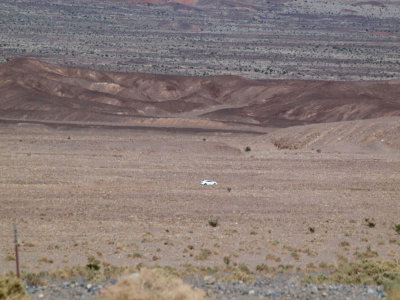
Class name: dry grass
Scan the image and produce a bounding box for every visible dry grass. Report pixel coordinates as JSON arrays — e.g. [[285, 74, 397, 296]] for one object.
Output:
[[101, 268, 205, 300], [21, 272, 46, 286], [223, 270, 254, 283], [37, 257, 53, 264], [195, 249, 212, 261], [0, 275, 28, 300], [303, 259, 400, 298], [265, 254, 281, 262], [386, 278, 400, 300], [272, 138, 298, 150], [4, 256, 15, 262]]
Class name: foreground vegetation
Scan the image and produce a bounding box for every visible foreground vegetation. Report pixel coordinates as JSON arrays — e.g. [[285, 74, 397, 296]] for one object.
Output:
[[0, 275, 28, 300], [2, 258, 400, 299], [304, 260, 400, 299]]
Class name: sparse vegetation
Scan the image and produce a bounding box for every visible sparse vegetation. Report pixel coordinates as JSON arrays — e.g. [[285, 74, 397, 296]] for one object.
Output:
[[339, 241, 350, 248], [238, 263, 250, 274], [318, 262, 329, 269], [265, 254, 281, 262], [0, 275, 28, 300], [256, 264, 269, 272], [38, 257, 53, 264], [303, 259, 400, 297], [223, 270, 254, 283], [394, 224, 400, 234], [208, 218, 219, 228], [244, 146, 251, 152], [102, 268, 205, 300], [223, 256, 230, 265], [291, 252, 300, 260], [4, 255, 15, 262], [195, 249, 212, 261], [88, 255, 101, 265], [364, 218, 376, 228], [86, 263, 100, 271], [273, 138, 298, 150], [354, 247, 378, 259], [128, 253, 142, 259], [21, 272, 46, 286]]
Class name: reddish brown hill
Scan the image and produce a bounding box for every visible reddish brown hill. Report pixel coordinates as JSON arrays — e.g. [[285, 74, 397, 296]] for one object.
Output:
[[1, 58, 400, 131]]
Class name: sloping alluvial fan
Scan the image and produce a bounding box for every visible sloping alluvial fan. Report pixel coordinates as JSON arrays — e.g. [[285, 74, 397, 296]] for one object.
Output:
[[0, 58, 400, 128]]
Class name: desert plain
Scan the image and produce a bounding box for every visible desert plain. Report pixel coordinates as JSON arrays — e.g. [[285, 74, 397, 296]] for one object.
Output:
[[0, 120, 400, 275], [0, 59, 399, 275]]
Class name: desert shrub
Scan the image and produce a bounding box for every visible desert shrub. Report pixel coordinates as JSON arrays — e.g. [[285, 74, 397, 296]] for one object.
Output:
[[21, 272, 46, 286], [223, 256, 230, 265], [195, 249, 212, 261], [101, 268, 205, 300], [354, 247, 378, 259], [339, 241, 350, 247], [4, 256, 15, 262], [128, 253, 142, 259], [86, 268, 106, 282], [208, 218, 218, 227], [272, 138, 298, 150], [303, 260, 400, 296], [224, 270, 254, 283], [238, 263, 250, 274], [86, 264, 100, 271], [394, 224, 400, 234], [244, 146, 251, 152], [103, 265, 127, 279], [0, 275, 28, 300], [265, 254, 281, 262], [87, 255, 101, 265], [256, 264, 269, 272], [37, 257, 53, 264], [364, 218, 376, 228], [291, 252, 300, 260]]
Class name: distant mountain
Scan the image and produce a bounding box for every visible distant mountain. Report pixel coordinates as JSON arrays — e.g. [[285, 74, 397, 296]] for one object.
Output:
[[103, 0, 199, 6]]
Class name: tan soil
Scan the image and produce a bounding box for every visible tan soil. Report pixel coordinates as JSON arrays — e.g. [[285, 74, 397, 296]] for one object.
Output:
[[0, 123, 399, 273]]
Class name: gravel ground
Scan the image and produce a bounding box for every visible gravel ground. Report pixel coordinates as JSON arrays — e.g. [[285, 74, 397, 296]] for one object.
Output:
[[26, 274, 386, 299]]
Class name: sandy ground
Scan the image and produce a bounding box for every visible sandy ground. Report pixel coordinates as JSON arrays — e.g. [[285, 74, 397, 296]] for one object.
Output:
[[1, 123, 399, 274]]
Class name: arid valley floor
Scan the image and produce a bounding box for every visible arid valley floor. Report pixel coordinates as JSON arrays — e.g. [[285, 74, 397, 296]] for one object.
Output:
[[0, 56, 400, 278], [1, 114, 400, 276]]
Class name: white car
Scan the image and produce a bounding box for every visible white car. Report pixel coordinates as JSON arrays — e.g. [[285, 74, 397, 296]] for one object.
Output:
[[200, 180, 218, 186]]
